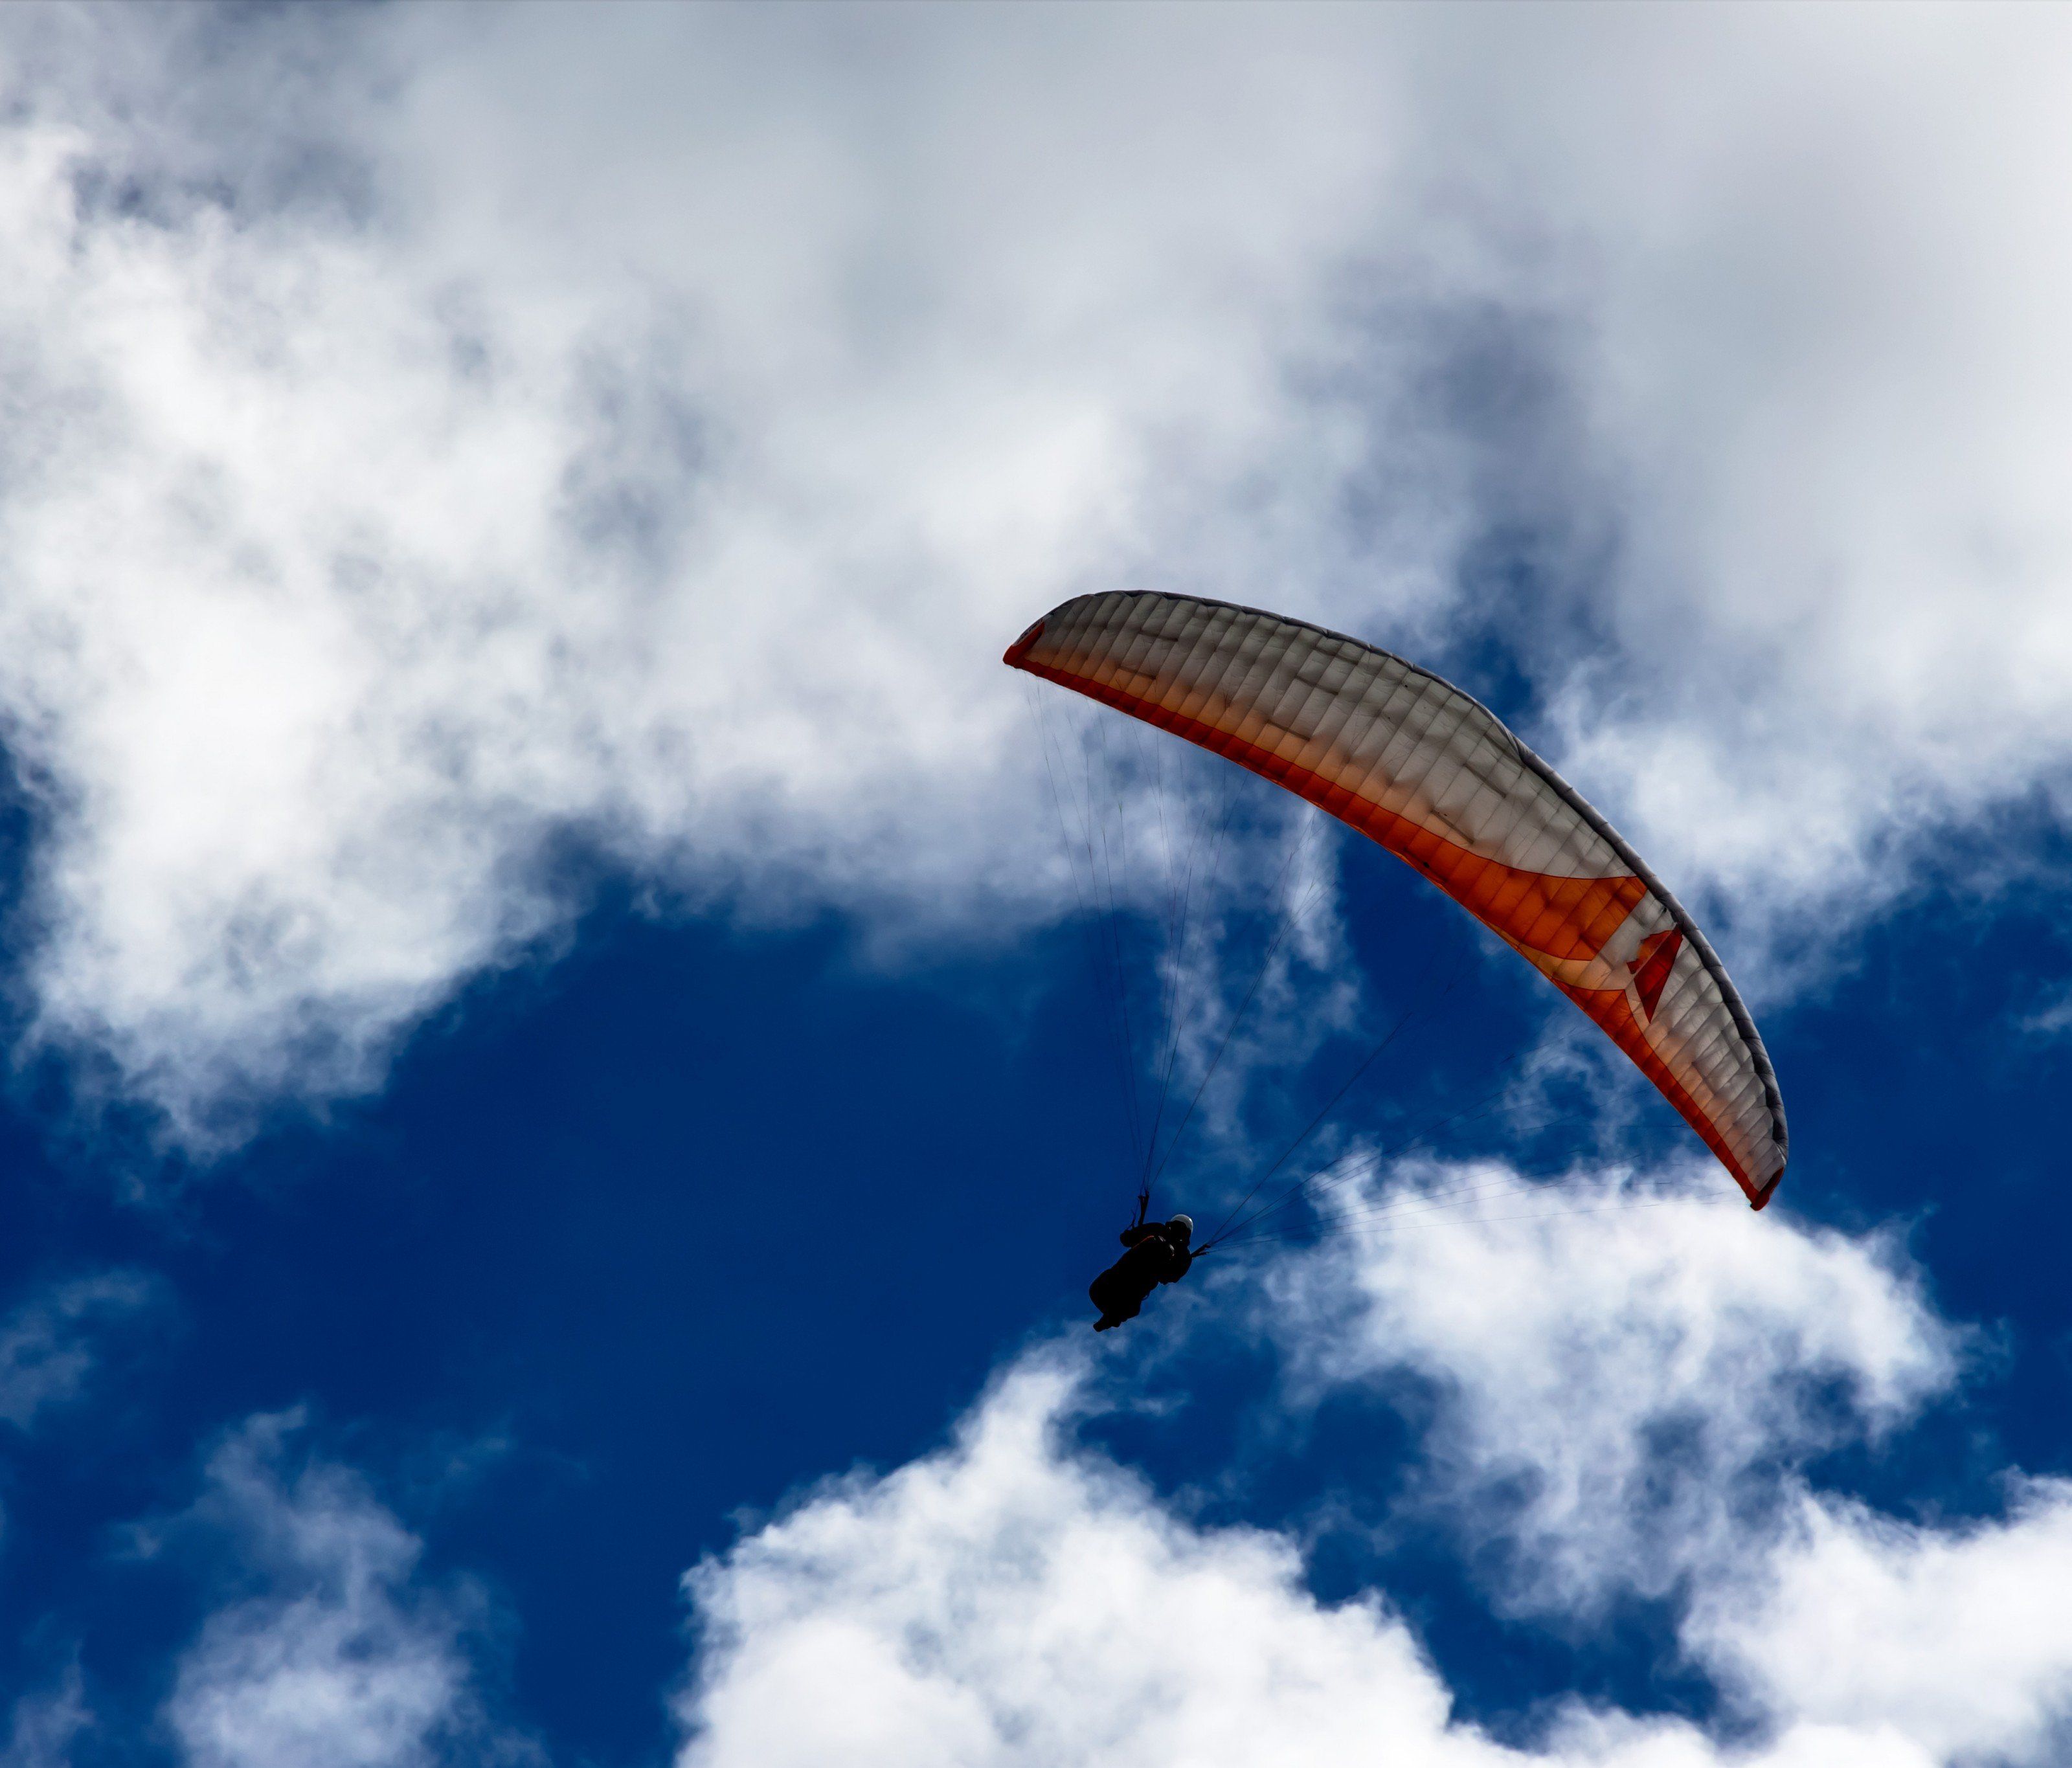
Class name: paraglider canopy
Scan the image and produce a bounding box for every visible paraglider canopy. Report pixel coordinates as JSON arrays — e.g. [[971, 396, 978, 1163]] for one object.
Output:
[[1008, 590, 1787, 1206]]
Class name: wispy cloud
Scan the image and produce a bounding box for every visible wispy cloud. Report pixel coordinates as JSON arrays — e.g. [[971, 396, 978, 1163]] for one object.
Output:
[[161, 1413, 533, 1768], [0, 1270, 165, 1431], [2018, 983, 2072, 1042], [0, 1672, 87, 1768]]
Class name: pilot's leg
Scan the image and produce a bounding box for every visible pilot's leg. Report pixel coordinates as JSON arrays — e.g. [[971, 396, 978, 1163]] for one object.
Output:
[[1090, 1281, 1145, 1332]]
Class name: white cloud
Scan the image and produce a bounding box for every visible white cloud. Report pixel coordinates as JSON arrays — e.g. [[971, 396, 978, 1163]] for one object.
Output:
[[671, 1342, 1875, 1768], [3, 6, 2072, 1139], [677, 1352, 1545, 1768], [163, 1413, 527, 1768], [1695, 1484, 2072, 1768], [1259, 1163, 1963, 1613], [0, 5, 1450, 1145], [677, 1177, 2072, 1767], [1407, 9, 2072, 954]]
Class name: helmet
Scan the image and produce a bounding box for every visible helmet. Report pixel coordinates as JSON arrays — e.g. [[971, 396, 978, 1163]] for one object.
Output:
[[1166, 1214, 1193, 1244]]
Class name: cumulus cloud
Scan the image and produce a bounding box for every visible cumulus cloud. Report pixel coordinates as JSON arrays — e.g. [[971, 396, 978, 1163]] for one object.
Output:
[[1261, 1163, 1963, 1612], [1695, 1484, 2072, 1768], [677, 1178, 2072, 1767], [677, 1353, 1549, 1768], [0, 4, 1441, 1143], [671, 1347, 1799, 1768], [2, 5, 2071, 1139], [161, 1413, 528, 1768], [1495, 8, 2072, 951]]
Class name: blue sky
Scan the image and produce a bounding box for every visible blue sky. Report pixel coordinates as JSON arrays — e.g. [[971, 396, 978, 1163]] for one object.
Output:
[[3, 6, 2072, 1767]]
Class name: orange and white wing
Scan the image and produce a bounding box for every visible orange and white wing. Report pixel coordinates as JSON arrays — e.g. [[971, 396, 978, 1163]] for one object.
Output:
[[1007, 591, 1788, 1205]]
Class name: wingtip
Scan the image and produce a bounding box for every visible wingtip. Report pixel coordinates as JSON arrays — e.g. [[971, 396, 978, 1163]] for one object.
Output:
[[1002, 618, 1046, 670]]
